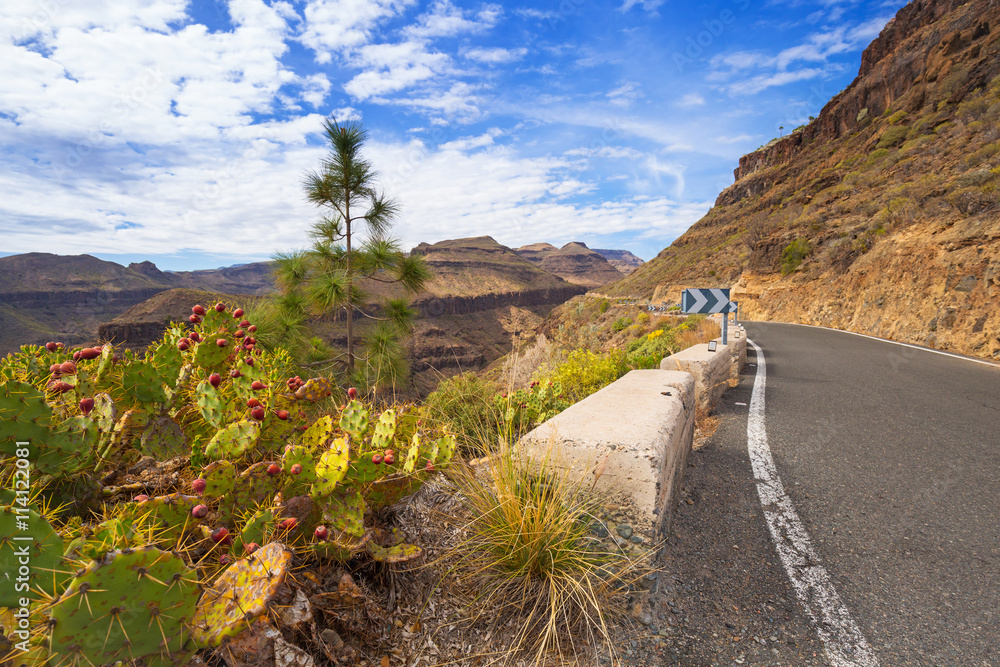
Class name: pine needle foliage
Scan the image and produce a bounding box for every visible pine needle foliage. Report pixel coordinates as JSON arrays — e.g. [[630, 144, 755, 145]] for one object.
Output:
[[273, 118, 431, 387]]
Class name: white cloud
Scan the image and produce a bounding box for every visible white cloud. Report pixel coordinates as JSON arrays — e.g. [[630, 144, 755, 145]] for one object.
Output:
[[677, 93, 705, 107], [343, 40, 450, 99], [297, 0, 413, 63], [403, 0, 500, 39], [607, 81, 641, 108], [619, 0, 666, 14], [462, 46, 526, 64]]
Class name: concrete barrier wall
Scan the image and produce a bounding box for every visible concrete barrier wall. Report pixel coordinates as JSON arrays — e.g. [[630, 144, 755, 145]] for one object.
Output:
[[521, 370, 695, 540], [520, 326, 746, 541], [659, 325, 746, 412]]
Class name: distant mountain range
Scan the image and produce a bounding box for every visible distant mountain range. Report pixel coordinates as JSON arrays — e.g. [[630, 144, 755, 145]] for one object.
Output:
[[0, 239, 639, 388]]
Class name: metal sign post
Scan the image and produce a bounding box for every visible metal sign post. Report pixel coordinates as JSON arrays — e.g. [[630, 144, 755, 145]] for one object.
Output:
[[722, 310, 728, 346]]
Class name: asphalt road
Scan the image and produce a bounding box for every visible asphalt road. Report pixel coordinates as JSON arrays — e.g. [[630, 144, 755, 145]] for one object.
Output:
[[740, 322, 1000, 666]]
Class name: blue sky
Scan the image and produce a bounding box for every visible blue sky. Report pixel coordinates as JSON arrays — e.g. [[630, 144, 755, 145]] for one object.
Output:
[[0, 0, 907, 271]]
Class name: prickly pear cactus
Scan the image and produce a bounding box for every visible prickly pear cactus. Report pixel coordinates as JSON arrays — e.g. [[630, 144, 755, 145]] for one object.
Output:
[[194, 379, 223, 429], [367, 541, 422, 564], [189, 541, 292, 647], [312, 437, 350, 497], [339, 400, 369, 439], [371, 408, 397, 450], [308, 529, 371, 562], [294, 377, 332, 402], [319, 488, 365, 538], [0, 381, 51, 460], [233, 508, 278, 554], [46, 546, 199, 665], [205, 420, 259, 460], [141, 416, 188, 460], [0, 507, 66, 607], [132, 493, 203, 537]]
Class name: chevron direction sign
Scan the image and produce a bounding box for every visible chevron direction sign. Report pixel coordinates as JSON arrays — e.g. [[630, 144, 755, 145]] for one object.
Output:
[[681, 288, 731, 314], [727, 301, 738, 313]]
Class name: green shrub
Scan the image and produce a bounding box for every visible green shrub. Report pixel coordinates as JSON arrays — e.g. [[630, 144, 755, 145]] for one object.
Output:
[[625, 328, 679, 369], [598, 299, 609, 314], [536, 349, 629, 403], [611, 316, 632, 333], [494, 380, 570, 439], [876, 126, 909, 149], [636, 312, 650, 325], [865, 148, 890, 166], [424, 372, 504, 451], [887, 110, 908, 125], [781, 238, 813, 275]]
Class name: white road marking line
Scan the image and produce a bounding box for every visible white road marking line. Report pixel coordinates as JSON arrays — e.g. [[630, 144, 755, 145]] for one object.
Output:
[[746, 338, 880, 667], [760, 320, 999, 369], [735, 402, 747, 406]]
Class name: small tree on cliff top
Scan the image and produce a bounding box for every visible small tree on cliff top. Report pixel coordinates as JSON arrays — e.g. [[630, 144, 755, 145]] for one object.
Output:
[[274, 118, 430, 386]]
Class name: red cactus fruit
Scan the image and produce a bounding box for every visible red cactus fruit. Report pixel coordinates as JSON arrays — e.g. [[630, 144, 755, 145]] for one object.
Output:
[[211, 527, 231, 545], [219, 554, 233, 565], [244, 542, 259, 554], [267, 463, 281, 476], [134, 494, 149, 502], [189, 332, 202, 342], [278, 517, 297, 531], [251, 406, 266, 421], [189, 314, 201, 324], [383, 453, 395, 465], [216, 338, 227, 347], [247, 398, 261, 408], [372, 454, 383, 465], [230, 369, 242, 379], [72, 350, 82, 361], [244, 356, 254, 366], [348, 387, 357, 400], [51, 381, 74, 394], [192, 304, 207, 316], [425, 461, 435, 472], [192, 504, 209, 519], [251, 380, 266, 391], [290, 464, 302, 475], [233, 308, 244, 318], [208, 373, 221, 388], [178, 339, 190, 351], [45, 342, 58, 352], [79, 397, 94, 416], [80, 347, 101, 360], [239, 320, 251, 328], [191, 478, 207, 494], [215, 302, 226, 313], [276, 409, 289, 420], [314, 525, 329, 541], [248, 324, 257, 333], [49, 363, 60, 374], [59, 361, 76, 374], [234, 329, 245, 338]]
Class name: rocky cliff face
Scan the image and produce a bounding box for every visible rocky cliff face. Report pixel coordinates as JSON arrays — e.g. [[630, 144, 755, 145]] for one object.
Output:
[[609, 0, 1000, 360]]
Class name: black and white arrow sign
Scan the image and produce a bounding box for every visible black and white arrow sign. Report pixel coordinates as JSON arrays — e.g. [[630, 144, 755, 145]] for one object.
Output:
[[681, 288, 731, 314]]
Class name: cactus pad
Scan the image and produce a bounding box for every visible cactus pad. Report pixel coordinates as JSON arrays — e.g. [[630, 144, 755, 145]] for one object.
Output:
[[194, 380, 223, 430], [205, 420, 259, 460], [0, 507, 66, 606], [0, 382, 52, 460], [371, 408, 397, 450], [307, 529, 371, 562], [46, 546, 198, 665], [189, 542, 292, 647], [367, 542, 422, 564], [293, 377, 332, 402], [299, 415, 336, 450], [311, 437, 349, 497], [339, 400, 369, 439], [140, 416, 188, 460], [319, 488, 365, 538]]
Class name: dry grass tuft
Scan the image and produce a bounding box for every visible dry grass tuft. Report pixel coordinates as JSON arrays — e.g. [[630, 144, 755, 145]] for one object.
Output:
[[441, 441, 653, 665]]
